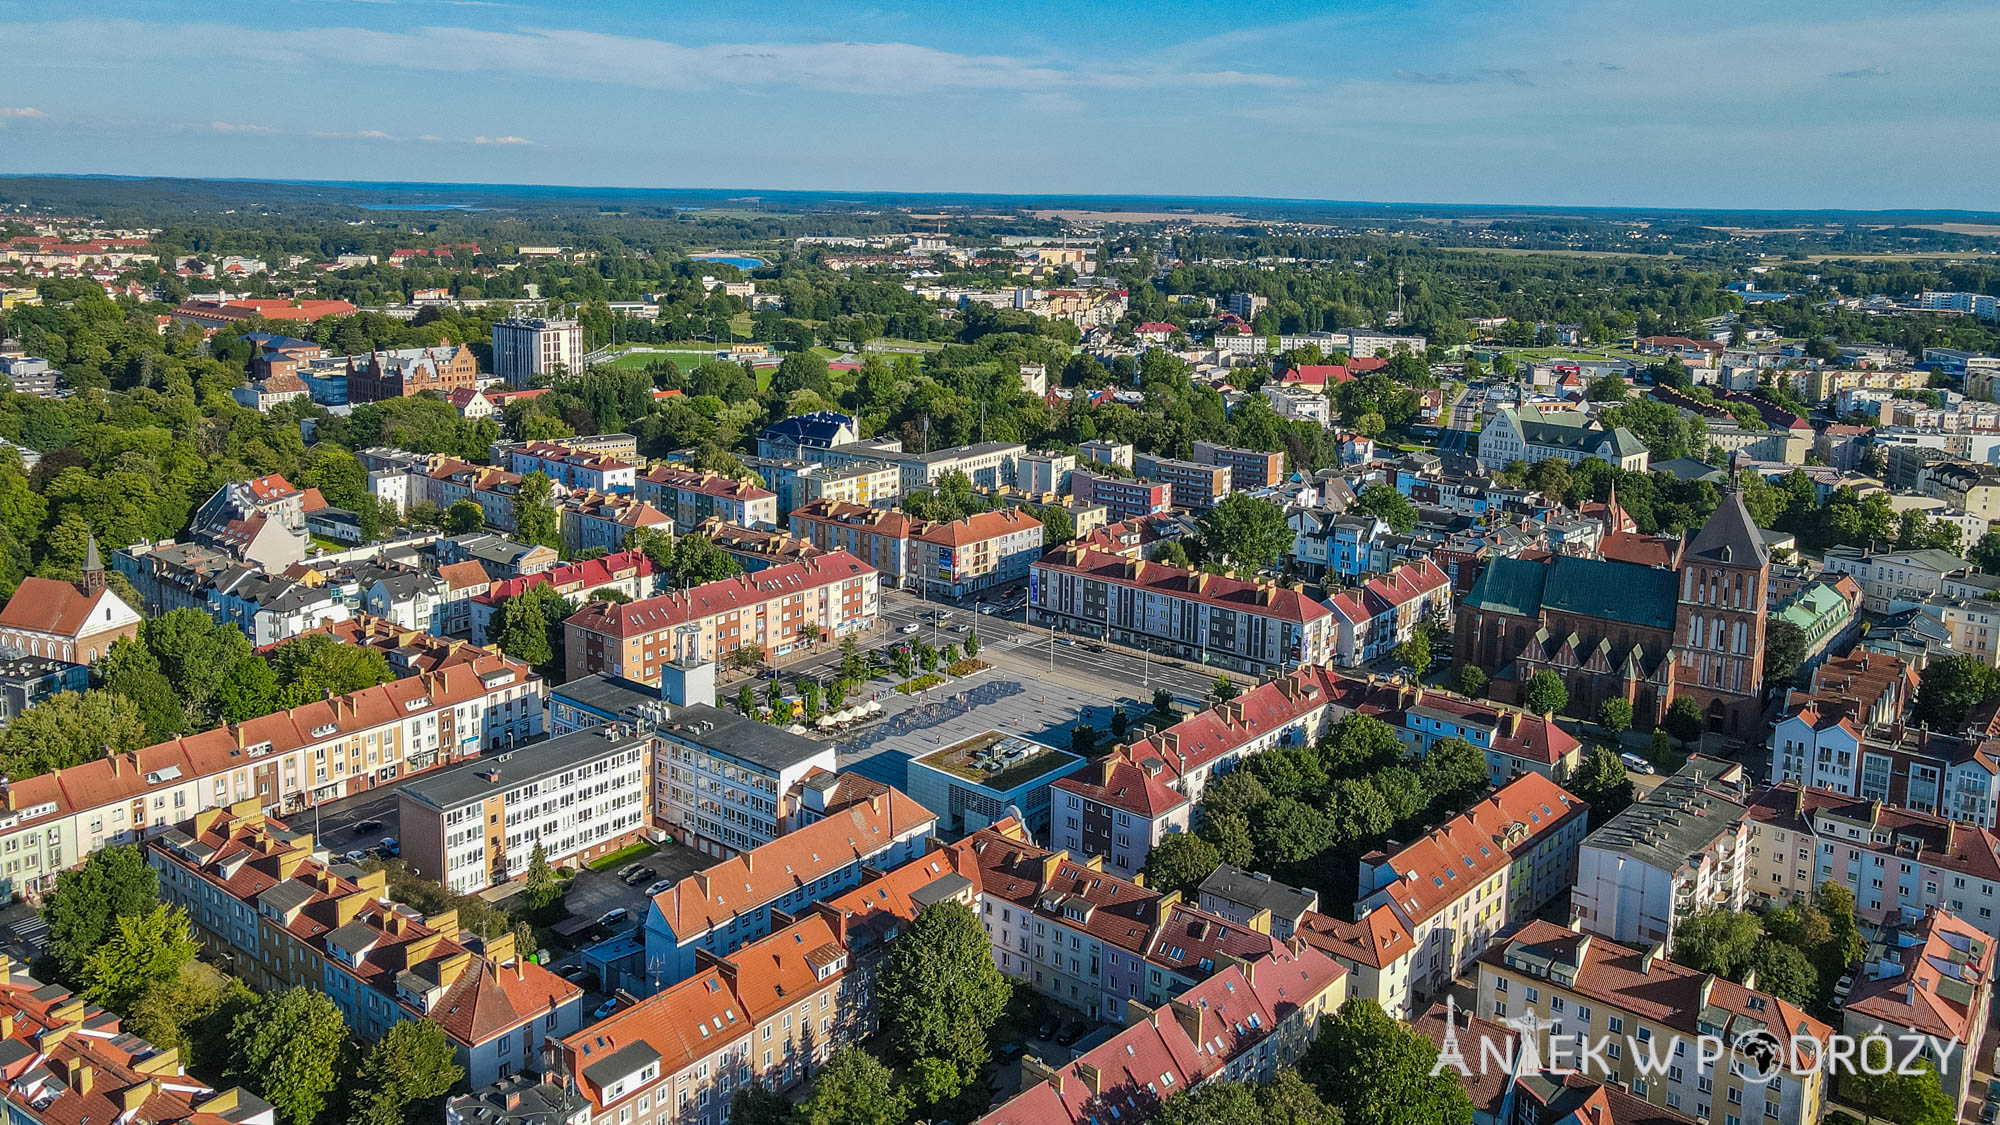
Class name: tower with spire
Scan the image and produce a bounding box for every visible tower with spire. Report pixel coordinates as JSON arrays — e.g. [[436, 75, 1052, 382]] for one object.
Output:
[[1671, 489, 1772, 737], [79, 534, 104, 599]]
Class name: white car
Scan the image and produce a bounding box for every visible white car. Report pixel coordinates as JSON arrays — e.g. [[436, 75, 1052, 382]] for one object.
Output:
[[900, 622, 921, 634]]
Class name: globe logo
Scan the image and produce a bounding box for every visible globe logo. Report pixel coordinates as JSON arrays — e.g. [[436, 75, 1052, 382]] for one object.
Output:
[[1734, 1028, 1784, 1081]]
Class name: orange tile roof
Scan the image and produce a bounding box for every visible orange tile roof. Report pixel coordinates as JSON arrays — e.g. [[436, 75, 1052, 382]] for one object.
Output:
[[1366, 772, 1585, 927], [562, 968, 745, 1109], [1051, 751, 1188, 818], [1034, 546, 1329, 625], [567, 551, 874, 639], [961, 823, 1162, 954], [913, 507, 1041, 547], [1846, 909, 1992, 1042], [719, 913, 847, 1022], [1297, 904, 1414, 972], [0, 576, 118, 637], [639, 464, 775, 502]]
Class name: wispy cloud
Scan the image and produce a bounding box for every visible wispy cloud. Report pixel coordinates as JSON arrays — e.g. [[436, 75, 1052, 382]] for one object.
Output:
[[0, 107, 45, 123], [1832, 65, 1890, 79], [211, 120, 278, 134], [472, 134, 530, 145], [1394, 68, 1532, 87], [312, 128, 395, 139]]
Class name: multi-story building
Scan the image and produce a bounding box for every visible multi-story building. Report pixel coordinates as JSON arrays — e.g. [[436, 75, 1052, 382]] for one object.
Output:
[[564, 551, 879, 682], [787, 501, 917, 587], [1189, 440, 1284, 490], [1031, 546, 1335, 673], [153, 805, 581, 1087], [1919, 290, 2000, 320], [204, 566, 352, 647], [893, 441, 1025, 494], [505, 442, 639, 493], [1195, 864, 1319, 940], [113, 538, 234, 615], [1841, 908, 1992, 1117], [1297, 905, 1419, 1020], [0, 650, 542, 898], [641, 786, 935, 985], [797, 459, 900, 510], [1015, 450, 1078, 494], [492, 317, 583, 388], [694, 519, 824, 573], [1391, 684, 1587, 787], [1568, 758, 1751, 948], [636, 466, 780, 529], [1476, 406, 1650, 474], [423, 460, 543, 535], [346, 341, 480, 402], [1323, 557, 1452, 667], [559, 491, 673, 557], [0, 655, 87, 726], [907, 730, 1088, 838], [1475, 921, 1830, 1125], [757, 411, 861, 457], [1069, 470, 1172, 521], [466, 550, 655, 644], [191, 473, 311, 571], [1132, 453, 1231, 510], [1822, 545, 1971, 612], [1048, 753, 1189, 877], [1355, 772, 1588, 1006], [0, 545, 141, 663], [652, 704, 837, 857], [912, 508, 1043, 599], [1078, 439, 1134, 470], [398, 723, 653, 894]]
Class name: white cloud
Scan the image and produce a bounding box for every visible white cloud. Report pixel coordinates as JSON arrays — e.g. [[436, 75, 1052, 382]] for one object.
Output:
[[211, 120, 278, 134], [472, 134, 529, 145], [312, 128, 396, 139], [0, 107, 45, 121]]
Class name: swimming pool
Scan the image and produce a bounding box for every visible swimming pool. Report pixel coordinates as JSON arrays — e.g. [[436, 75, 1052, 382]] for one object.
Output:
[[690, 254, 765, 269]]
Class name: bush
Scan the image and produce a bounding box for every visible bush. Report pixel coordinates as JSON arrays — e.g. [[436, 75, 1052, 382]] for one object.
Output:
[[1663, 695, 1706, 743], [946, 658, 990, 677], [895, 674, 948, 695]]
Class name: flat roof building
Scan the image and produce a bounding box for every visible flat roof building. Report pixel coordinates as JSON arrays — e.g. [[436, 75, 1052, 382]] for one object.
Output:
[[907, 730, 1087, 838], [652, 704, 838, 857]]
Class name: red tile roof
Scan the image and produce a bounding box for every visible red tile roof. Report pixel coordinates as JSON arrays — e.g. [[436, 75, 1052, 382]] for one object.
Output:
[[1746, 783, 2000, 883], [477, 550, 654, 606], [1051, 752, 1188, 818], [1845, 909, 1992, 1042], [961, 824, 1163, 954], [1033, 546, 1329, 625], [1296, 904, 1414, 972], [567, 551, 874, 639], [912, 507, 1041, 548], [639, 464, 776, 502], [0, 576, 121, 638], [1365, 772, 1585, 927], [562, 968, 744, 1109]]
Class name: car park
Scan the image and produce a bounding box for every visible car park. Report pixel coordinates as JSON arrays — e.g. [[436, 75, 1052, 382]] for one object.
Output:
[[615, 863, 642, 881]]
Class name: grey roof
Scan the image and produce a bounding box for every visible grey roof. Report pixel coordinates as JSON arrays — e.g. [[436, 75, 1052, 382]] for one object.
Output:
[[1684, 490, 1770, 568], [653, 703, 833, 773], [1648, 457, 1724, 482], [398, 723, 654, 811], [1197, 863, 1318, 920], [257, 879, 318, 917], [550, 672, 665, 718], [580, 1041, 663, 1090], [905, 441, 1026, 465], [910, 871, 975, 910], [447, 1074, 591, 1125], [325, 918, 381, 959], [1582, 761, 1748, 874]]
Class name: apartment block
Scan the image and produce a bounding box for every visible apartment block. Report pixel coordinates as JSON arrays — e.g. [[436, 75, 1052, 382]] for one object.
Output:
[[1189, 440, 1285, 490], [506, 442, 639, 493], [912, 507, 1044, 599], [1475, 921, 1830, 1125], [0, 652, 542, 898], [1132, 453, 1231, 510], [559, 491, 673, 557], [788, 501, 917, 587], [153, 805, 582, 1087], [492, 317, 583, 389], [1568, 758, 1751, 948], [894, 441, 1025, 494], [1031, 546, 1335, 673], [652, 704, 837, 857], [1016, 450, 1078, 494], [1070, 469, 1172, 521], [564, 552, 879, 682], [636, 465, 780, 530], [798, 460, 901, 510], [1840, 909, 1992, 1117], [397, 723, 654, 895]]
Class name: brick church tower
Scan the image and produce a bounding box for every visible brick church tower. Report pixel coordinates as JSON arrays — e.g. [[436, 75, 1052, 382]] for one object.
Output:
[[1671, 490, 1770, 735]]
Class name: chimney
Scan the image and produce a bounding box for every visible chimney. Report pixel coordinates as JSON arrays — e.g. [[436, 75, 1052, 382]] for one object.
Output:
[[69, 1062, 93, 1095], [122, 1078, 159, 1113], [1039, 852, 1065, 889], [1076, 1060, 1103, 1096], [436, 951, 474, 988]]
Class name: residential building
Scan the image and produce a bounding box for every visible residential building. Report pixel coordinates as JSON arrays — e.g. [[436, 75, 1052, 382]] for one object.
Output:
[[0, 650, 542, 898], [1356, 772, 1588, 1005], [757, 411, 861, 457], [641, 787, 935, 986], [440, 532, 559, 580], [0, 655, 87, 726], [1016, 450, 1078, 495], [398, 723, 654, 894], [1476, 406, 1650, 474], [788, 501, 917, 587], [492, 317, 583, 388], [1456, 493, 1771, 736], [1390, 684, 1586, 787], [446, 1074, 588, 1125], [637, 466, 779, 529], [505, 442, 639, 493], [559, 491, 673, 557], [1047, 753, 1189, 877], [152, 805, 581, 1087], [1196, 864, 1319, 940], [1297, 906, 1419, 1021], [1475, 921, 1830, 1125], [1323, 557, 1452, 667], [192, 473, 310, 570], [1069, 471, 1173, 521], [1189, 441, 1285, 490], [467, 550, 655, 645], [204, 566, 351, 647], [907, 730, 1088, 838], [1841, 908, 1992, 1117], [893, 441, 1025, 494], [423, 460, 543, 535], [1262, 385, 1333, 425], [1031, 546, 1336, 673], [797, 459, 901, 511], [1132, 453, 1231, 510], [112, 538, 234, 615], [912, 508, 1043, 599], [0, 541, 140, 663], [695, 519, 824, 573], [1919, 290, 2000, 320], [547, 673, 671, 737], [1823, 545, 1972, 612], [652, 704, 838, 857], [1077, 439, 1134, 470], [346, 341, 480, 402], [563, 552, 879, 681], [1568, 758, 1751, 948]]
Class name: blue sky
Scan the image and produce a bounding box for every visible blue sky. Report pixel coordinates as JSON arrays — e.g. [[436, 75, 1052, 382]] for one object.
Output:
[[2, 0, 1996, 210]]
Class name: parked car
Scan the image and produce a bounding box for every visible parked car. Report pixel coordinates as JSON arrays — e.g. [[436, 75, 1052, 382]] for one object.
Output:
[[644, 878, 673, 896], [615, 863, 643, 881], [622, 866, 657, 885], [339, 849, 367, 864], [900, 622, 921, 634], [1055, 1022, 1086, 1045], [558, 963, 589, 981], [379, 837, 399, 856], [352, 819, 382, 834], [593, 998, 620, 1020], [1619, 752, 1657, 775], [1832, 973, 1854, 1000], [598, 908, 629, 928]]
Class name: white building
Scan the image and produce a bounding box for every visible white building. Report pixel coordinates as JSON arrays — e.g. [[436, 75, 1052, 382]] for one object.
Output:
[[1569, 759, 1751, 949], [651, 705, 838, 858], [491, 317, 583, 389]]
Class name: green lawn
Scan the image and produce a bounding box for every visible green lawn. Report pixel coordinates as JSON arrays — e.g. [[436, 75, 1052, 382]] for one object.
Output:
[[587, 841, 658, 870], [600, 348, 715, 372], [861, 337, 945, 353]]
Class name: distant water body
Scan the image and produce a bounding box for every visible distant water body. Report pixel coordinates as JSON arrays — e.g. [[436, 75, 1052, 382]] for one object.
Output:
[[690, 254, 765, 268]]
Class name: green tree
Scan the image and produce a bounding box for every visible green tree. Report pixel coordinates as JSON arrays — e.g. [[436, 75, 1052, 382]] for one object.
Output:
[[1211, 674, 1239, 702], [1567, 746, 1633, 829], [1972, 530, 2000, 575], [839, 634, 866, 679], [1352, 483, 1418, 534], [1663, 695, 1707, 742], [523, 843, 561, 911], [878, 900, 1011, 1101], [963, 630, 980, 658], [1153, 687, 1175, 716], [217, 656, 282, 723], [269, 633, 395, 700], [1154, 1071, 1341, 1125], [665, 533, 744, 588], [80, 903, 200, 1014], [1841, 1040, 1954, 1125], [730, 1085, 799, 1125], [97, 640, 187, 741], [1418, 737, 1490, 812], [1522, 670, 1568, 717], [1152, 540, 1192, 567], [127, 961, 255, 1074], [1763, 618, 1809, 690], [798, 1047, 911, 1125], [1036, 503, 1076, 546], [1196, 492, 1295, 572], [513, 470, 561, 549], [491, 584, 573, 671], [1141, 832, 1222, 898], [43, 843, 158, 982], [1912, 654, 2000, 729], [1596, 697, 1633, 737], [1452, 664, 1488, 699], [1070, 723, 1099, 756], [737, 682, 757, 715], [443, 498, 487, 533], [230, 987, 351, 1125], [346, 1018, 465, 1125], [138, 609, 255, 724], [1393, 632, 1431, 679], [0, 689, 148, 778], [1743, 938, 1818, 1007], [1304, 998, 1473, 1125], [1671, 909, 1763, 977]]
